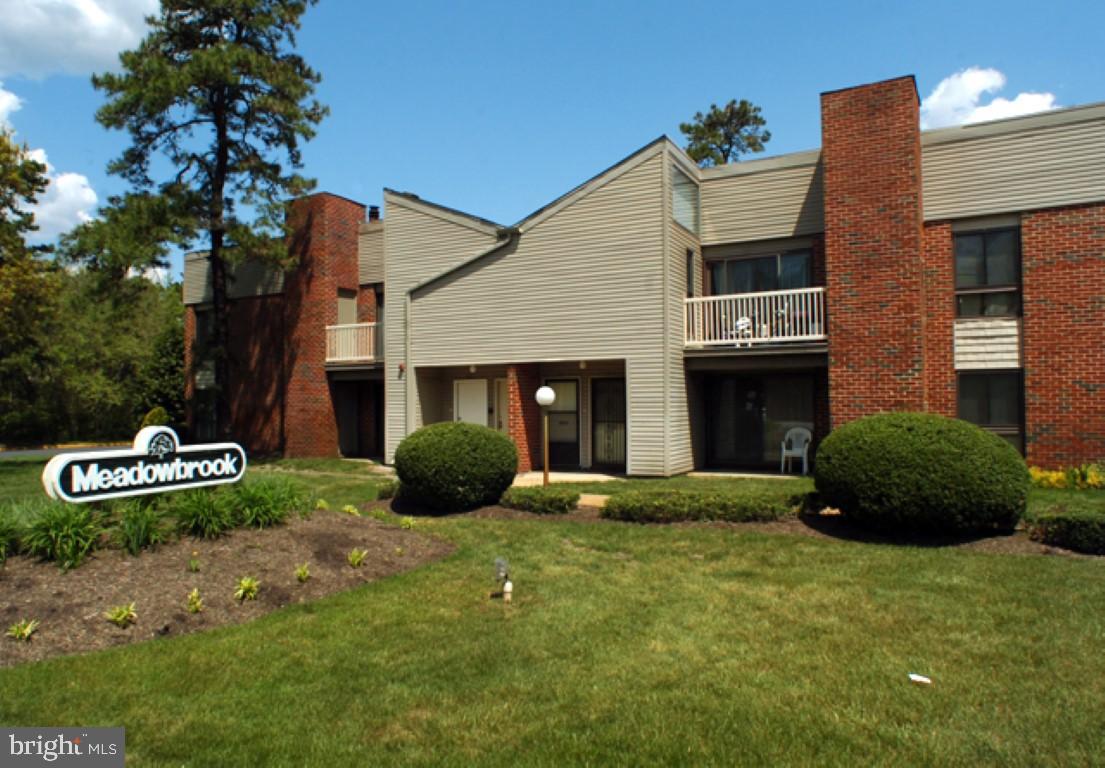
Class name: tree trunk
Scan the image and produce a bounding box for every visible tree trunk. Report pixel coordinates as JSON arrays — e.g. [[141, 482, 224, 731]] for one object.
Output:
[[210, 92, 232, 441]]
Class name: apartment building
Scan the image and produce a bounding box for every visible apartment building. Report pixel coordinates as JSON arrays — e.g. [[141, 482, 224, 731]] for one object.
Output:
[[183, 75, 1105, 474]]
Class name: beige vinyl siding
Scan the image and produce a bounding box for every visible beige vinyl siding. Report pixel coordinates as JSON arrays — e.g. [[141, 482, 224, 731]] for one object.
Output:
[[954, 318, 1022, 369], [182, 254, 285, 305], [923, 111, 1105, 220], [699, 152, 823, 245], [383, 194, 501, 462], [666, 169, 699, 474], [358, 222, 385, 285], [408, 152, 669, 474]]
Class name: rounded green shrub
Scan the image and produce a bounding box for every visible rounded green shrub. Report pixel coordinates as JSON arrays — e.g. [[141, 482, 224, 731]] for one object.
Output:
[[814, 412, 1028, 534], [394, 422, 517, 513], [140, 406, 170, 429], [500, 486, 580, 515]]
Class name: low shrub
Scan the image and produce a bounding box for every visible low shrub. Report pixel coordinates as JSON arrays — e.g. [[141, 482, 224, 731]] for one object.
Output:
[[500, 487, 580, 515], [234, 576, 259, 601], [23, 502, 102, 571], [172, 490, 234, 539], [601, 489, 793, 524], [394, 422, 518, 513], [227, 477, 303, 529], [375, 478, 399, 501], [104, 602, 137, 628], [112, 499, 169, 556], [139, 406, 170, 429], [815, 413, 1028, 534], [1027, 510, 1105, 555]]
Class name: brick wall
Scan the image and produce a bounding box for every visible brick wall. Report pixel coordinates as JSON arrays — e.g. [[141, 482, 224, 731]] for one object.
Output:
[[507, 363, 542, 472], [1022, 202, 1105, 466], [822, 76, 926, 427], [921, 222, 957, 417], [356, 284, 379, 323], [282, 193, 367, 457]]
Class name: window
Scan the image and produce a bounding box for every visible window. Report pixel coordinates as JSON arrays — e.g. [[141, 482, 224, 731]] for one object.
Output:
[[955, 227, 1020, 317], [958, 371, 1024, 453], [706, 250, 812, 295], [686, 248, 696, 298], [672, 167, 699, 234]]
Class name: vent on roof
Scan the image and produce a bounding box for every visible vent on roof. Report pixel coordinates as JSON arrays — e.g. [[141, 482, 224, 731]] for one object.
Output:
[[368, 205, 380, 221]]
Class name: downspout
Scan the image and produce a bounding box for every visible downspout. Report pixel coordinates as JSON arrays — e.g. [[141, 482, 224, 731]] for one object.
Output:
[[404, 227, 520, 438]]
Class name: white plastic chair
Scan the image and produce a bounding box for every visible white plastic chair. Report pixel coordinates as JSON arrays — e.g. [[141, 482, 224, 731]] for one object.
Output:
[[733, 316, 753, 347], [780, 427, 812, 475]]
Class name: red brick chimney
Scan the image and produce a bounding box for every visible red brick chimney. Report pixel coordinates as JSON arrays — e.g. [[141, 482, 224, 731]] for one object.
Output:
[[282, 193, 366, 456], [821, 76, 926, 426]]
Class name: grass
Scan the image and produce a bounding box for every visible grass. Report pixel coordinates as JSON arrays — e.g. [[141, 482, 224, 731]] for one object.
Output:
[[556, 473, 814, 498], [251, 456, 380, 474], [1027, 486, 1105, 516], [3, 458, 1105, 765], [0, 457, 50, 504]]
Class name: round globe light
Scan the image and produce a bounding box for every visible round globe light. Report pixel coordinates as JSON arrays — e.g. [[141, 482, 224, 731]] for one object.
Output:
[[535, 386, 556, 407]]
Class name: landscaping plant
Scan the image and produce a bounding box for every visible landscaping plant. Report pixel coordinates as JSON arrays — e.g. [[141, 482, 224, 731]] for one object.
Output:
[[186, 588, 203, 614], [23, 502, 102, 571], [295, 563, 311, 583], [172, 490, 234, 539], [112, 499, 169, 556], [347, 548, 367, 568], [188, 551, 200, 572], [1027, 510, 1105, 555], [814, 413, 1029, 534], [393, 422, 518, 513], [501, 487, 581, 515], [0, 513, 20, 566], [229, 477, 303, 529], [602, 489, 794, 523], [341, 504, 359, 516], [400, 516, 415, 530], [105, 603, 137, 629], [234, 577, 260, 602], [6, 619, 39, 642]]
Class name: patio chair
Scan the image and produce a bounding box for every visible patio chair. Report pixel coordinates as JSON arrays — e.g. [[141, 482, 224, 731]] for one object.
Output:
[[733, 316, 753, 347], [780, 427, 812, 475]]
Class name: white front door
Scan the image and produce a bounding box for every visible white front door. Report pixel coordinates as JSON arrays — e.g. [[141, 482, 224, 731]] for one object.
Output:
[[454, 379, 488, 426]]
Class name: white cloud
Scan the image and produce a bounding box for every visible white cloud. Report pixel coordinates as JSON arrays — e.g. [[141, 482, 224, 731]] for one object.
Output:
[[0, 82, 21, 127], [22, 149, 99, 243], [921, 67, 1058, 129], [0, 0, 157, 78], [128, 265, 171, 285]]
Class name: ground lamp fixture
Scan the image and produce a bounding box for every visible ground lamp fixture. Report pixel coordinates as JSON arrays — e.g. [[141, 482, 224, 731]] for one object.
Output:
[[535, 386, 556, 487]]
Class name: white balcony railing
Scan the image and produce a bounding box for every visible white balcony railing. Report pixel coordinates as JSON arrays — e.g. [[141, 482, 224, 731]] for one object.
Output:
[[325, 322, 381, 362], [684, 287, 827, 348]]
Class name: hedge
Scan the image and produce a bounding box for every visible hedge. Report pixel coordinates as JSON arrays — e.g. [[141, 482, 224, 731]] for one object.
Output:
[[1028, 511, 1105, 555], [500, 486, 580, 515], [600, 489, 795, 524], [815, 413, 1028, 534]]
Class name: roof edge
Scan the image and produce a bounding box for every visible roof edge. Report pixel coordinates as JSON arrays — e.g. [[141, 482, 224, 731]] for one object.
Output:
[[383, 189, 504, 234]]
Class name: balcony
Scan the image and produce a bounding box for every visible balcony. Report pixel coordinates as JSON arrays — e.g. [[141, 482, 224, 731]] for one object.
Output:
[[684, 287, 827, 349], [325, 322, 382, 363]]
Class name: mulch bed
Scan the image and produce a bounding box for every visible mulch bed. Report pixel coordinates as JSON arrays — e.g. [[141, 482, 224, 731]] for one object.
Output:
[[0, 510, 453, 668]]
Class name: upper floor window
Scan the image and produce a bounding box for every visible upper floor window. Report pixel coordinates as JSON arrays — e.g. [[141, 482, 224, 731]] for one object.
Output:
[[672, 167, 699, 234], [955, 227, 1020, 317], [707, 250, 811, 296]]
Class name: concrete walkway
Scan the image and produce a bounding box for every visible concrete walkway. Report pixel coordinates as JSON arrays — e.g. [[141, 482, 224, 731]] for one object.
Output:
[[511, 471, 622, 487]]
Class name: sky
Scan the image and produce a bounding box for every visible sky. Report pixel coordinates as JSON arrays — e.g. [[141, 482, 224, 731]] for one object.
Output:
[[1, 0, 1103, 281]]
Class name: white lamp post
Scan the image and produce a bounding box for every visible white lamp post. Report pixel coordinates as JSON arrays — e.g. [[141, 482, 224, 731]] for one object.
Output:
[[535, 386, 556, 487]]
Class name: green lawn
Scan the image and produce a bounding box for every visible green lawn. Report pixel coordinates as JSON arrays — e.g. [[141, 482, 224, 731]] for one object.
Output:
[[557, 473, 814, 499], [2, 460, 1104, 765], [0, 457, 50, 504]]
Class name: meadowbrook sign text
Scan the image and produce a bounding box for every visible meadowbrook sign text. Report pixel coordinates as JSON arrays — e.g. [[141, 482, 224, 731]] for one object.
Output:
[[42, 427, 247, 503]]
